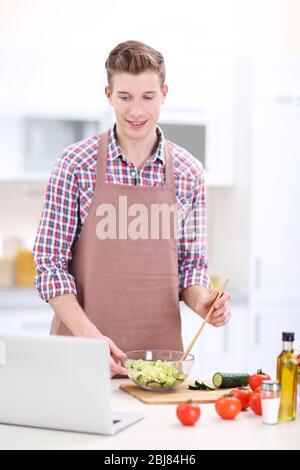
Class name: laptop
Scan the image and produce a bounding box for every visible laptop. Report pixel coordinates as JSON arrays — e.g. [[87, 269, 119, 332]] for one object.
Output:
[[0, 334, 143, 435]]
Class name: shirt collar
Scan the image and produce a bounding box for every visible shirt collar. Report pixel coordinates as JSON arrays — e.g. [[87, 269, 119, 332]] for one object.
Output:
[[107, 123, 166, 165]]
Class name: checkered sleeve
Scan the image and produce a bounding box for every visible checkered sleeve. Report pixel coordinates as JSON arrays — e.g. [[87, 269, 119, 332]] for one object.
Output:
[[178, 164, 211, 298], [33, 153, 79, 302]]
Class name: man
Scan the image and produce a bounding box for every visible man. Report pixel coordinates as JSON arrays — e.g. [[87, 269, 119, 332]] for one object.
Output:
[[33, 40, 231, 377]]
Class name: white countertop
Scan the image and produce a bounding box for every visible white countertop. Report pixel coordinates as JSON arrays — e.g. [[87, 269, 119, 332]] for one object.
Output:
[[0, 378, 299, 450]]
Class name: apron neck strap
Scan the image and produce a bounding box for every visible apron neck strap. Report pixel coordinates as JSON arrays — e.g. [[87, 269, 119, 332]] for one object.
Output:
[[164, 140, 175, 189], [96, 130, 175, 189], [96, 131, 109, 186]]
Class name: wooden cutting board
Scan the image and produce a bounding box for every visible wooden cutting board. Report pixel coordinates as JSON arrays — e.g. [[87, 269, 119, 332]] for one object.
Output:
[[120, 380, 232, 405]]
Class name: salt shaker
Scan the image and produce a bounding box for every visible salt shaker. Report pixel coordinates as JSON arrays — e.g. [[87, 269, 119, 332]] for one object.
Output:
[[261, 380, 281, 424]]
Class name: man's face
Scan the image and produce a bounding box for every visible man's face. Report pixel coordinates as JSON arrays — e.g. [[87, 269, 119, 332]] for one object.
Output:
[[105, 71, 168, 140]]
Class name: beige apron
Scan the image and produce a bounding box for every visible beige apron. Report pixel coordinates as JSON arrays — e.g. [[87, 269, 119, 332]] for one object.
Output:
[[50, 130, 183, 352]]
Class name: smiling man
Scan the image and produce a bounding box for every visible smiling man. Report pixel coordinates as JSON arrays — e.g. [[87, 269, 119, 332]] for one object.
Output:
[[33, 40, 231, 377]]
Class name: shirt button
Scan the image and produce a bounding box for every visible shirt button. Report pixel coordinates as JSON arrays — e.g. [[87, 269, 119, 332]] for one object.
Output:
[[131, 171, 136, 177]]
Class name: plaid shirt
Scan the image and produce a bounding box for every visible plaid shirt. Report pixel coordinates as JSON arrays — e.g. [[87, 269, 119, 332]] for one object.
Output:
[[33, 124, 211, 302]]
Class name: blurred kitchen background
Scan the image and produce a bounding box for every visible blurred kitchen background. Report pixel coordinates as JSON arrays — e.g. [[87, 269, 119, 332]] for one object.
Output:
[[0, 0, 299, 376]]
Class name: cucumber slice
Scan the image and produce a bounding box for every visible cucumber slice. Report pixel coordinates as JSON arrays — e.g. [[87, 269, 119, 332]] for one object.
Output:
[[212, 372, 250, 389], [189, 380, 216, 390], [202, 380, 216, 391], [195, 380, 207, 389], [188, 384, 202, 390]]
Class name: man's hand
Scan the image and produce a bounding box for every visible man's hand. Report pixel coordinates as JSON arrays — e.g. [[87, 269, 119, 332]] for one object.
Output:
[[90, 330, 128, 378], [98, 334, 128, 378], [197, 288, 231, 327], [181, 285, 231, 327], [49, 294, 128, 377]]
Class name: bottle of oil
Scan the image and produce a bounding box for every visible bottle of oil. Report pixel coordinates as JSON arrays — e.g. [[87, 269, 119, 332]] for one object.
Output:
[[276, 332, 297, 421]]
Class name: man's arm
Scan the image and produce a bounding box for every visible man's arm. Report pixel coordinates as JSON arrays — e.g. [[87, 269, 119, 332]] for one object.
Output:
[[33, 154, 126, 376], [178, 164, 231, 327], [181, 284, 231, 327], [49, 294, 127, 376], [178, 163, 210, 296], [49, 293, 100, 337], [33, 153, 79, 302]]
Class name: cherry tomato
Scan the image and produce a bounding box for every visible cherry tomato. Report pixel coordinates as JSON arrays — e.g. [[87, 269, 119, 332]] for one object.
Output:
[[249, 369, 271, 391], [215, 394, 242, 420], [249, 391, 262, 415], [231, 387, 252, 411], [176, 401, 201, 426]]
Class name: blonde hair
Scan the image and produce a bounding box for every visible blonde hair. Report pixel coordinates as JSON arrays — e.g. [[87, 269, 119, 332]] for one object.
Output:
[[105, 40, 166, 89]]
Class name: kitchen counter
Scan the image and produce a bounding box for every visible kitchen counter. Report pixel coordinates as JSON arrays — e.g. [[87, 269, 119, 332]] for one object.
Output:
[[0, 378, 299, 450]]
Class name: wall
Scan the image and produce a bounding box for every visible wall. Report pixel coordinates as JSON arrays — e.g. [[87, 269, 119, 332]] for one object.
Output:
[[1, 0, 300, 54]]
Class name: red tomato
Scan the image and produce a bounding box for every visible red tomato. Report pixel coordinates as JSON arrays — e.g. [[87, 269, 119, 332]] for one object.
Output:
[[176, 402, 201, 426], [249, 392, 262, 415], [231, 387, 252, 411], [215, 395, 242, 420], [249, 369, 271, 391]]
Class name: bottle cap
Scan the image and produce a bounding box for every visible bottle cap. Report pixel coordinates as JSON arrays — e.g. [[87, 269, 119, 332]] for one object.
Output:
[[261, 380, 281, 392], [282, 332, 294, 341]]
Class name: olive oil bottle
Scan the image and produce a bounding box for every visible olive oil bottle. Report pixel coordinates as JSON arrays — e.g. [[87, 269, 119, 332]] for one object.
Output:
[[276, 332, 298, 421]]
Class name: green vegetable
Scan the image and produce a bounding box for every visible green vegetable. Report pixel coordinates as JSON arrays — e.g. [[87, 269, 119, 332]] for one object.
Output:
[[212, 372, 250, 388], [188, 380, 216, 391], [125, 359, 186, 389], [202, 380, 216, 390], [195, 380, 207, 389], [188, 384, 203, 390]]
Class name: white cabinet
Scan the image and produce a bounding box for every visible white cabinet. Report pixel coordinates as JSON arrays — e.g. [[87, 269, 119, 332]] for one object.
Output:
[[247, 304, 300, 375], [180, 300, 248, 378], [0, 310, 52, 335], [248, 55, 300, 304], [0, 52, 107, 117], [158, 106, 236, 187], [0, 117, 24, 179], [0, 114, 111, 181], [250, 97, 300, 304], [0, 50, 112, 180], [244, 55, 300, 371], [159, 55, 238, 187], [0, 288, 52, 335]]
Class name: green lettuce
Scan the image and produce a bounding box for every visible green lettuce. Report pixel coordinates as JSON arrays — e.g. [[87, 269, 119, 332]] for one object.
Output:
[[125, 359, 186, 389]]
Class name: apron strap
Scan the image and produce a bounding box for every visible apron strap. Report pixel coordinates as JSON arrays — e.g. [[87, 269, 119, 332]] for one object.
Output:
[[164, 140, 175, 190], [96, 131, 110, 186], [96, 130, 175, 190]]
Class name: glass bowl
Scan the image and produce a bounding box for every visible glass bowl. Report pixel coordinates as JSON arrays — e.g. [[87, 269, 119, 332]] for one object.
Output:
[[123, 349, 194, 392]]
